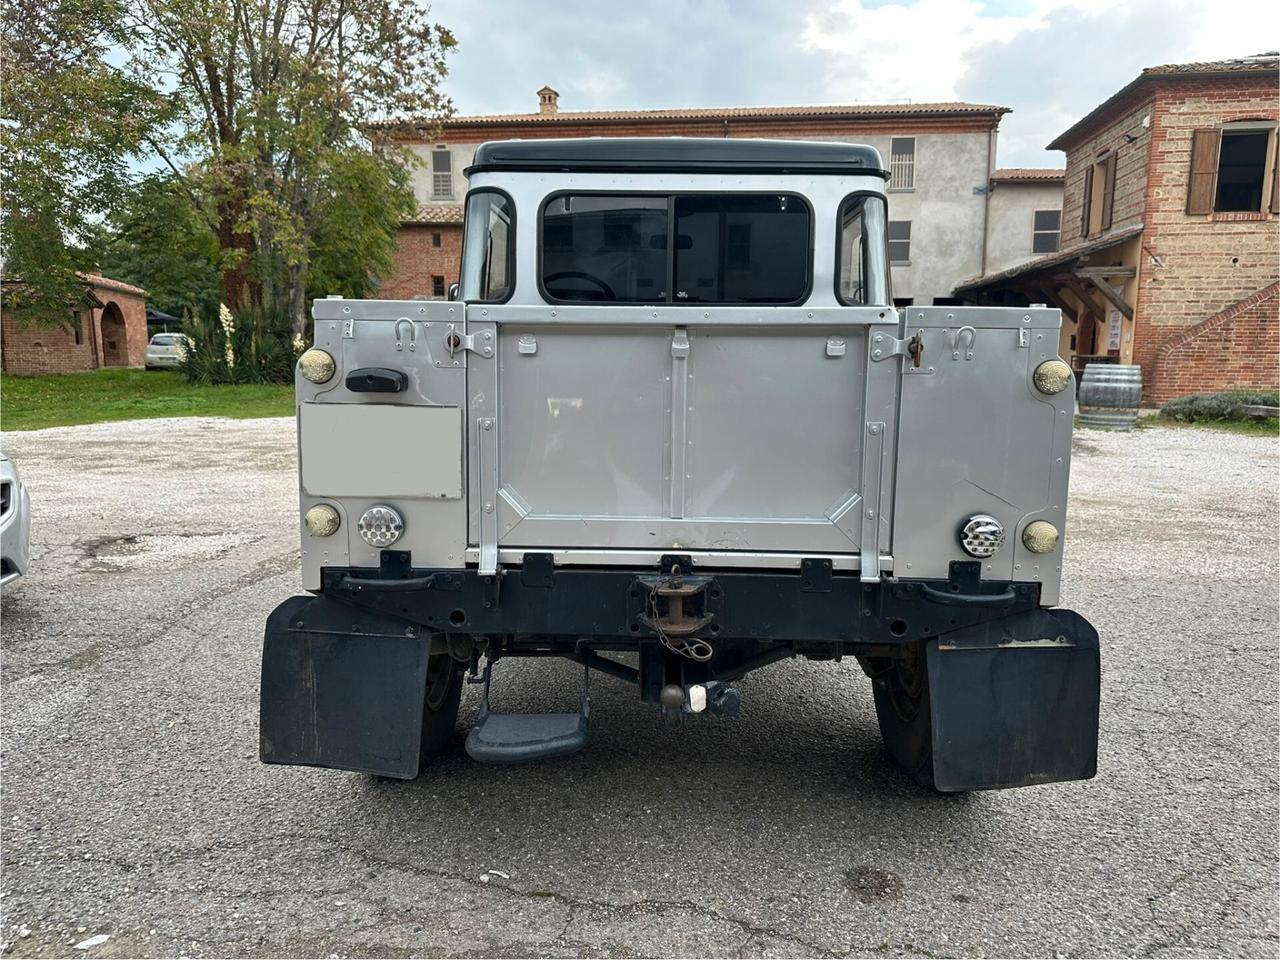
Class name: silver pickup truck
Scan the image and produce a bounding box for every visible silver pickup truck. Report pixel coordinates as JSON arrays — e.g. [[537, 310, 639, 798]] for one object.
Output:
[[260, 138, 1100, 792]]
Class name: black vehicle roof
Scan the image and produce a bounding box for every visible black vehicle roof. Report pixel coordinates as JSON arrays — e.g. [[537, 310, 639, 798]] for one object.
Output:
[[466, 137, 888, 178]]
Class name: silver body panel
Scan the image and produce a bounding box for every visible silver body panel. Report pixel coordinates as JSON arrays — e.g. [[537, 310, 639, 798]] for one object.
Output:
[[1, 455, 32, 587], [297, 168, 1075, 605]]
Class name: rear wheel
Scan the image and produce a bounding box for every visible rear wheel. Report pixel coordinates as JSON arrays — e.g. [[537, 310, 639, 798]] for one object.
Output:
[[420, 651, 464, 763], [870, 641, 940, 790]]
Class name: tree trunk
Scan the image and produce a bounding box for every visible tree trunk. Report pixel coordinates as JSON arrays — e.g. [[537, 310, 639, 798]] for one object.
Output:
[[287, 260, 308, 339]]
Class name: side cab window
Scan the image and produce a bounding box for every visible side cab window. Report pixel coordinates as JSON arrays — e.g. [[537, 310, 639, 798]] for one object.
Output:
[[460, 190, 515, 303], [836, 193, 890, 305]]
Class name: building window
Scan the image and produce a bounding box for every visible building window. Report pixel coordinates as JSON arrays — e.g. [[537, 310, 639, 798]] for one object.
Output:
[[887, 220, 911, 263], [889, 137, 915, 190], [1188, 124, 1280, 215], [1081, 151, 1117, 237], [431, 276, 445, 297], [431, 147, 453, 199], [1032, 209, 1062, 253], [431, 232, 442, 248]]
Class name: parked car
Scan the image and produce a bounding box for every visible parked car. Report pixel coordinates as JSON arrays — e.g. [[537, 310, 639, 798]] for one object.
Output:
[[144, 332, 190, 370], [260, 138, 1100, 792], [1, 454, 31, 587]]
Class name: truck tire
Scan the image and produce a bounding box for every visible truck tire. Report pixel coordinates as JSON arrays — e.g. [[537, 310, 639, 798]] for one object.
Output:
[[870, 642, 939, 791], [420, 652, 464, 763]]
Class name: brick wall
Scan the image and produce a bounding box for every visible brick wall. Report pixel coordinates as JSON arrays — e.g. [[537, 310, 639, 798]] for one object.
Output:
[[1, 277, 148, 375], [0, 311, 98, 375], [1060, 98, 1154, 248], [376, 225, 463, 300], [1132, 76, 1279, 376], [1148, 282, 1279, 403]]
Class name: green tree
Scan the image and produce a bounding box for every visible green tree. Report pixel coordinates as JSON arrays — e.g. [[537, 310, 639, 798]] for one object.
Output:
[[93, 176, 223, 320], [0, 0, 172, 326], [128, 0, 455, 335]]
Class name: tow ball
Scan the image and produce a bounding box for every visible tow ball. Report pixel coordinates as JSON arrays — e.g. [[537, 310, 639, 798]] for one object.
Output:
[[660, 681, 741, 719]]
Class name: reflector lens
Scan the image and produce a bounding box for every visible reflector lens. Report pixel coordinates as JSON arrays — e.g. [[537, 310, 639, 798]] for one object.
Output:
[[1033, 359, 1072, 395], [299, 348, 336, 383], [358, 505, 404, 548], [1022, 520, 1060, 554], [304, 504, 340, 537], [960, 514, 1005, 558]]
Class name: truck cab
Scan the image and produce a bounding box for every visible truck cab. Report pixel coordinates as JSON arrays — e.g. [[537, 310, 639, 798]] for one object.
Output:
[[261, 138, 1100, 792]]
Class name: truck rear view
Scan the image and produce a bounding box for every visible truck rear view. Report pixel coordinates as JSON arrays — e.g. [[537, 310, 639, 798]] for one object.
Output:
[[260, 138, 1099, 792]]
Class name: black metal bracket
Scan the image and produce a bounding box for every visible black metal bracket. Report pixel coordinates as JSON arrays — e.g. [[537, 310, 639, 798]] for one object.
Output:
[[800, 558, 833, 593], [521, 552, 555, 588]]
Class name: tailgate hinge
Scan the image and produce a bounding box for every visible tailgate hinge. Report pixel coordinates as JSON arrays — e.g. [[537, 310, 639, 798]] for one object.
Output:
[[870, 329, 924, 364], [445, 324, 494, 359]]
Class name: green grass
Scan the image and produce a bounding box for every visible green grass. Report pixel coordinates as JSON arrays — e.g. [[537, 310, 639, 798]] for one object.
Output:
[[1, 369, 294, 431], [1134, 415, 1279, 437]]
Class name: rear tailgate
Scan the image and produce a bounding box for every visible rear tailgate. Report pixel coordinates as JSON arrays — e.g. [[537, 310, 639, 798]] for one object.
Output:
[[470, 304, 902, 577]]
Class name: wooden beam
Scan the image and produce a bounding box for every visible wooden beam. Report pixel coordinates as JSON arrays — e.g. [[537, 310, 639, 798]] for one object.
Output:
[[1052, 274, 1102, 318], [1079, 272, 1134, 320], [1034, 285, 1077, 323], [1075, 265, 1136, 279]]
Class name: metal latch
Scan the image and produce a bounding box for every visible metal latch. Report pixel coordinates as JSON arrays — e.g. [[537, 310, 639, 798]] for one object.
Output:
[[871, 329, 925, 367], [444, 324, 494, 358]]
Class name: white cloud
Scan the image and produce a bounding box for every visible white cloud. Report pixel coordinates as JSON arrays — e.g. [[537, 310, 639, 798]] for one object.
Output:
[[423, 0, 1275, 166], [797, 0, 1279, 165]]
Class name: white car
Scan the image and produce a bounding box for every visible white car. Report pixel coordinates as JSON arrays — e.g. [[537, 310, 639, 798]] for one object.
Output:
[[1, 454, 31, 586], [144, 332, 190, 370]]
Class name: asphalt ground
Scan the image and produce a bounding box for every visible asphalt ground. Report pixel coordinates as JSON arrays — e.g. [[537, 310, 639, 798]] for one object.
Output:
[[1, 417, 1277, 958]]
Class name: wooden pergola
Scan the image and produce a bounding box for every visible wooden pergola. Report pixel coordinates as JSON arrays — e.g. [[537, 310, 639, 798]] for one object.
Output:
[[953, 223, 1142, 367]]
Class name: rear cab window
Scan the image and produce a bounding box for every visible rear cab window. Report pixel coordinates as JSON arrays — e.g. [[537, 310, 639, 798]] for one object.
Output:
[[539, 193, 812, 305]]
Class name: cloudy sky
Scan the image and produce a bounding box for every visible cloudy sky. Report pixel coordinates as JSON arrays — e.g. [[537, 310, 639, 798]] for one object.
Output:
[[423, 0, 1277, 167]]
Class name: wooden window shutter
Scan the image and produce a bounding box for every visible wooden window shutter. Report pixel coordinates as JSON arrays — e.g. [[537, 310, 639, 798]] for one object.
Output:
[[1100, 152, 1117, 231], [1186, 128, 1220, 215], [1080, 163, 1094, 237], [1271, 129, 1279, 214]]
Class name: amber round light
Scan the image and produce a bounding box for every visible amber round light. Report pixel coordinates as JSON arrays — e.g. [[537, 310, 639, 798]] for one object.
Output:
[[1033, 359, 1072, 395], [298, 348, 336, 384], [1022, 520, 1060, 554], [304, 504, 340, 537]]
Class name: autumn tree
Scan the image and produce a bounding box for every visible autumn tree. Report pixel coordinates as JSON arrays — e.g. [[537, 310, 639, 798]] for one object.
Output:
[[128, 0, 455, 335]]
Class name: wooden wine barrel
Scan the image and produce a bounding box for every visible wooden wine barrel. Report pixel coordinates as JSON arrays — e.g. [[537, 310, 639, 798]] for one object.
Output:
[[1078, 363, 1143, 430]]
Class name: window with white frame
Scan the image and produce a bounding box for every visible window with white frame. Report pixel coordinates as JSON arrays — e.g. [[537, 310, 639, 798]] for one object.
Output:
[[889, 137, 915, 190], [431, 147, 453, 198], [1032, 209, 1061, 253]]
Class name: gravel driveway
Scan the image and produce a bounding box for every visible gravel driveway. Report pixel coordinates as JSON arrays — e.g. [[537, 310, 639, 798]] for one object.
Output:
[[1, 417, 1277, 958]]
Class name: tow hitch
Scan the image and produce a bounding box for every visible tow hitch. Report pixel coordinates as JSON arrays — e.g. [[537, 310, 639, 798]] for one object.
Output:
[[634, 563, 719, 662]]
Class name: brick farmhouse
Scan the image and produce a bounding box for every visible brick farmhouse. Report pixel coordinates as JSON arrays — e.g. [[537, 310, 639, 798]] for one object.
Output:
[[1, 274, 149, 376], [368, 88, 1063, 310], [957, 54, 1279, 403]]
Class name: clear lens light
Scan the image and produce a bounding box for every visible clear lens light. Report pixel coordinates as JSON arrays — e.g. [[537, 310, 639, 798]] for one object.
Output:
[[960, 514, 1005, 558], [1033, 359, 1072, 395], [304, 504, 340, 537], [358, 505, 404, 548], [1022, 520, 1060, 553], [298, 348, 336, 383]]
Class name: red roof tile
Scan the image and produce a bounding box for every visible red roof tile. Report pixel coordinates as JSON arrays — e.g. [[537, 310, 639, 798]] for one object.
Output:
[[370, 101, 1010, 134], [991, 168, 1065, 182]]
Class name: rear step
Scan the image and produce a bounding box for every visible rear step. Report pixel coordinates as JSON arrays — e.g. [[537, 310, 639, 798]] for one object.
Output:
[[465, 660, 591, 764]]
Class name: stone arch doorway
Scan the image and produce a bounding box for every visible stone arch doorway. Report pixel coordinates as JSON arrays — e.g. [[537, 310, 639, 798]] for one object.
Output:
[[100, 302, 128, 366]]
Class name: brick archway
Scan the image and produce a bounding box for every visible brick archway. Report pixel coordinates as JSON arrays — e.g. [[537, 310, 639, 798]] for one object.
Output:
[[100, 301, 129, 366]]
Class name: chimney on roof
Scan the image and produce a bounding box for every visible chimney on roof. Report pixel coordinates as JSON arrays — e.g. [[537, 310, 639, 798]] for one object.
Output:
[[537, 85, 559, 114]]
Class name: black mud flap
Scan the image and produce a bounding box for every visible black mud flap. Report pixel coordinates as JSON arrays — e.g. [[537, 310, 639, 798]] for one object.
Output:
[[927, 607, 1100, 792], [260, 595, 431, 778]]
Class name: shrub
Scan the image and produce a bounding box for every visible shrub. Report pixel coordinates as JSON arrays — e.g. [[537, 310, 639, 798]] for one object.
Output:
[[180, 304, 304, 385], [1159, 389, 1280, 423]]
